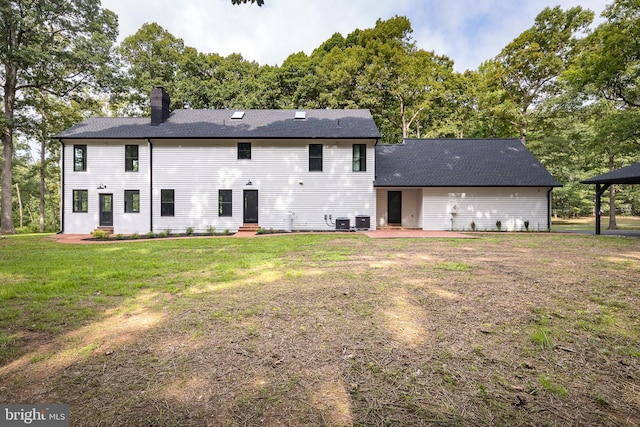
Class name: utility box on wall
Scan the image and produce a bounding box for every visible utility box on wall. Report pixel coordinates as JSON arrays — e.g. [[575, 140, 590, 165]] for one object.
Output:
[[336, 218, 350, 230], [355, 215, 370, 230]]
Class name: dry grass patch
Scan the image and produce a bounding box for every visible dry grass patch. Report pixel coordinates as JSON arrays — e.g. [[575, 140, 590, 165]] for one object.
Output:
[[0, 233, 638, 426]]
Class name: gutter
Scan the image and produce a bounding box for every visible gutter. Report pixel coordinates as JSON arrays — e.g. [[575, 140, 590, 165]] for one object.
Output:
[[58, 140, 65, 234], [547, 187, 553, 231], [51, 135, 381, 141], [148, 139, 153, 233]]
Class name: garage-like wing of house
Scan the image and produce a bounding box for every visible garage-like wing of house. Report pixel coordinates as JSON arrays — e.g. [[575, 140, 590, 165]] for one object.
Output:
[[374, 139, 561, 231]]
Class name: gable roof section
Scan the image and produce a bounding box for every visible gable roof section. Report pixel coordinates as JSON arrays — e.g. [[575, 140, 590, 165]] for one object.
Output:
[[581, 162, 640, 185], [55, 109, 381, 140], [374, 139, 561, 187]]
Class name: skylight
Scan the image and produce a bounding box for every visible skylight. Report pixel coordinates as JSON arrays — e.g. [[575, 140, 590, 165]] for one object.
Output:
[[294, 111, 306, 120], [231, 111, 245, 119]]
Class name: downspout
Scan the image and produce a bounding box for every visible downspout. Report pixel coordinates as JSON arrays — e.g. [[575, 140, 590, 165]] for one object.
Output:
[[547, 188, 552, 231], [58, 140, 65, 234], [373, 138, 380, 231], [148, 139, 153, 233]]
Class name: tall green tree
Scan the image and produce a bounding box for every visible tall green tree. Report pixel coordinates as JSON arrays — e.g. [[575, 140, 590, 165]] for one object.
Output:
[[270, 52, 321, 109], [0, 0, 117, 234], [112, 23, 185, 114], [316, 16, 455, 144], [564, 0, 640, 225], [398, 51, 455, 139], [20, 90, 94, 231], [493, 6, 594, 145], [529, 89, 600, 217], [177, 50, 262, 110], [591, 103, 639, 228], [568, 0, 640, 107]]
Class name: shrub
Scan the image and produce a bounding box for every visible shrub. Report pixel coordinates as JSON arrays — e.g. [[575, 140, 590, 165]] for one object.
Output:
[[115, 233, 124, 240], [470, 221, 476, 231], [524, 220, 530, 231], [207, 225, 216, 235], [495, 220, 502, 232], [146, 231, 155, 239], [257, 227, 278, 235], [158, 231, 168, 238], [131, 233, 140, 240], [186, 226, 194, 236], [16, 226, 39, 234], [91, 229, 109, 239]]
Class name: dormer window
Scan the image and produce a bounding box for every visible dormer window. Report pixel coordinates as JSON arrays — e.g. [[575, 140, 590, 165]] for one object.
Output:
[[295, 111, 306, 120], [231, 111, 245, 120]]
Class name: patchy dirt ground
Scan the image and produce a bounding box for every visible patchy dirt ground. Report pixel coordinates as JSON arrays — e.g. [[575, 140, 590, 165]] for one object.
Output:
[[1, 234, 639, 426]]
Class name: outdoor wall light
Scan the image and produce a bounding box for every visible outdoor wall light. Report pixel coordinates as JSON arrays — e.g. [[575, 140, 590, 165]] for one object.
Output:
[[97, 184, 107, 189], [246, 180, 253, 186]]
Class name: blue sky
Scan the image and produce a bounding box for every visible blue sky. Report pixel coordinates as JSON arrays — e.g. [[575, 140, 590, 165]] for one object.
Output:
[[101, 0, 608, 72]]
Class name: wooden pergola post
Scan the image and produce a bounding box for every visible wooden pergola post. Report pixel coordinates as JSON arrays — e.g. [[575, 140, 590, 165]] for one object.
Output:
[[594, 183, 610, 235], [582, 163, 640, 236]]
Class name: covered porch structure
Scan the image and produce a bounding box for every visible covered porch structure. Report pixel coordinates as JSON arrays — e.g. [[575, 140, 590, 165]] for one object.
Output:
[[581, 163, 640, 235]]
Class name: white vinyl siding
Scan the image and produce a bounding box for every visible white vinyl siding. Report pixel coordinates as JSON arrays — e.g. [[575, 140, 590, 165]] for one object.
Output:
[[62, 140, 150, 234], [151, 139, 376, 233], [421, 187, 550, 231], [376, 187, 551, 231]]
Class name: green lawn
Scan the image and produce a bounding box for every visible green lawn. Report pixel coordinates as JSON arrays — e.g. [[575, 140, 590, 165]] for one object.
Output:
[[1, 233, 638, 426], [553, 215, 640, 231]]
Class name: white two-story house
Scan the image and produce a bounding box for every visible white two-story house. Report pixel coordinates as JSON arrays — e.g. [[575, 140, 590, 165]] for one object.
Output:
[[56, 87, 380, 234], [56, 87, 561, 235]]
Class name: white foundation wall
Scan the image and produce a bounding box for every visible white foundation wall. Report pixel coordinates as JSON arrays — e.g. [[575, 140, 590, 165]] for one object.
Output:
[[151, 139, 377, 233], [421, 187, 551, 231], [62, 140, 150, 234]]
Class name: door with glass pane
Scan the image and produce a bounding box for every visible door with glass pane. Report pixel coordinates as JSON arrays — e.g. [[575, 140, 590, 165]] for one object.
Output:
[[99, 194, 113, 226]]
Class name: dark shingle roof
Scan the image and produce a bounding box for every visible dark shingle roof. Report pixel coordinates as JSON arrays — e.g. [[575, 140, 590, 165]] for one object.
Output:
[[55, 109, 381, 140], [374, 139, 561, 187], [581, 162, 640, 185]]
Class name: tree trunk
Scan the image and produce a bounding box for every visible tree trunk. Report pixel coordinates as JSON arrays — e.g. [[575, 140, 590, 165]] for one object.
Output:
[[39, 92, 48, 233], [1, 79, 16, 234], [1, 28, 17, 234], [607, 154, 618, 230], [520, 111, 527, 146], [40, 139, 46, 233], [15, 183, 23, 229], [400, 100, 408, 139], [608, 185, 618, 230]]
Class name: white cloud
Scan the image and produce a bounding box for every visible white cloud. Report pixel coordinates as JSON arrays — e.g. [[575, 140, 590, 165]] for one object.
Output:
[[102, 0, 608, 72]]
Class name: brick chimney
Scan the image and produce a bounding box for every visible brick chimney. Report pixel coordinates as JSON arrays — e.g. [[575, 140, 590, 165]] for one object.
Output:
[[150, 86, 170, 126]]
